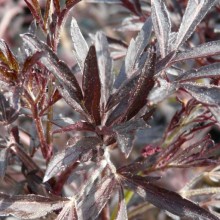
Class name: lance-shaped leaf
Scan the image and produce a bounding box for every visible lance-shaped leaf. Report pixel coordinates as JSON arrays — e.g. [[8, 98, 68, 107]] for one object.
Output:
[[71, 17, 89, 72], [121, 175, 219, 220], [22, 34, 84, 113], [83, 45, 101, 125], [173, 40, 220, 62], [177, 63, 220, 82], [0, 39, 19, 71], [148, 78, 177, 104], [181, 83, 220, 106], [113, 119, 148, 158], [174, 0, 217, 50], [151, 0, 171, 58], [95, 32, 113, 106], [76, 175, 116, 220], [114, 17, 152, 88], [52, 121, 95, 134], [115, 186, 128, 220], [107, 46, 155, 116], [0, 193, 69, 219], [44, 137, 101, 182], [124, 47, 156, 120]]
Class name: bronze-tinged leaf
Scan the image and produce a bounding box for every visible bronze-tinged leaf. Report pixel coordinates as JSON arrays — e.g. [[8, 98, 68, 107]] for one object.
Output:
[[53, 0, 61, 14], [76, 175, 117, 220], [0, 40, 19, 71], [0, 193, 69, 219], [43, 0, 52, 27], [83, 45, 101, 125], [43, 137, 102, 182], [121, 175, 219, 220]]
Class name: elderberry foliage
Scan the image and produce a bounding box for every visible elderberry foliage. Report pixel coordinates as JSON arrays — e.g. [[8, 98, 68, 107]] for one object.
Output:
[[0, 0, 220, 219]]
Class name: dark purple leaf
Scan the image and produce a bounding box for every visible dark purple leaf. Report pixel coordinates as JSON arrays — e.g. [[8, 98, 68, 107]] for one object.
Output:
[[52, 121, 95, 134], [22, 34, 84, 114], [43, 137, 102, 182], [174, 0, 218, 50], [155, 50, 176, 74], [25, 171, 51, 196], [121, 0, 142, 16], [124, 47, 156, 119], [105, 99, 129, 126], [173, 40, 220, 62], [83, 45, 101, 125], [22, 51, 45, 73], [106, 73, 140, 111], [121, 175, 219, 220], [24, 0, 45, 31], [76, 175, 116, 220], [113, 119, 148, 157], [148, 78, 177, 104], [151, 0, 171, 58], [177, 63, 220, 82], [0, 193, 69, 219], [114, 17, 152, 88], [181, 83, 220, 106], [115, 186, 128, 220], [106, 47, 156, 123], [95, 32, 113, 106], [118, 153, 159, 174], [70, 18, 88, 72]]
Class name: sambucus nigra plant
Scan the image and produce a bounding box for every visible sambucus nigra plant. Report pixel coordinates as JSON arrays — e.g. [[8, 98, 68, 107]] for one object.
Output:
[[1, 0, 220, 219]]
